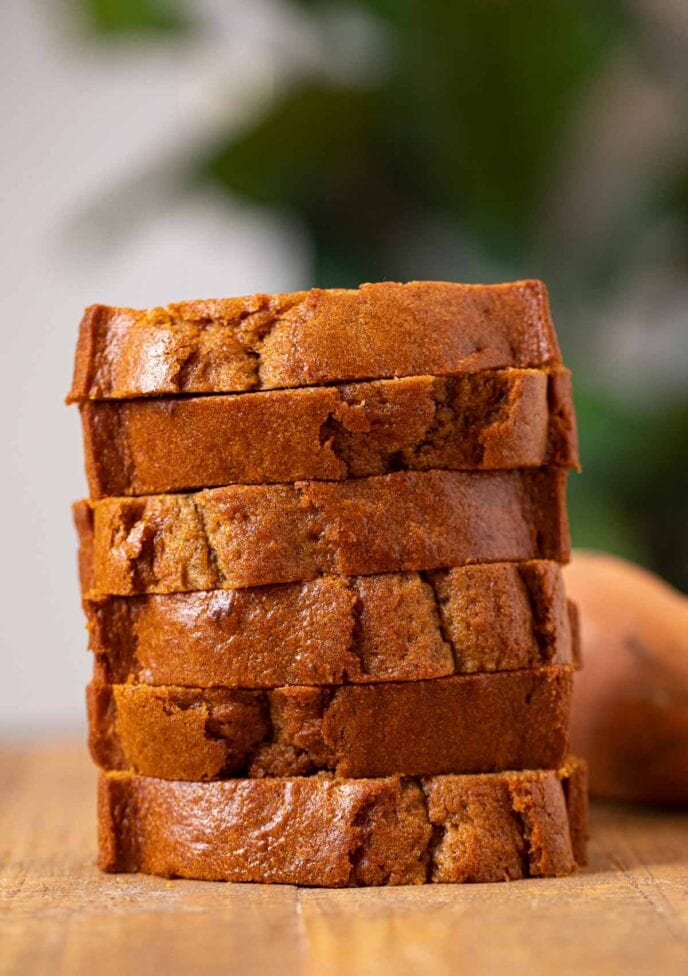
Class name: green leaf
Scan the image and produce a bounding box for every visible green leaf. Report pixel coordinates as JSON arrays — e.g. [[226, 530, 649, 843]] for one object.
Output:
[[573, 383, 688, 590], [75, 0, 191, 35], [201, 1, 623, 268], [382, 0, 623, 254], [203, 83, 380, 209], [567, 478, 648, 565], [201, 81, 412, 286]]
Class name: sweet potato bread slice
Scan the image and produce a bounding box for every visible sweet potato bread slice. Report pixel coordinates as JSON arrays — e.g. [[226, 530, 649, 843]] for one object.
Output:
[[98, 758, 588, 885], [79, 368, 577, 498], [76, 468, 570, 596], [68, 280, 561, 402], [88, 666, 572, 780], [87, 561, 578, 688]]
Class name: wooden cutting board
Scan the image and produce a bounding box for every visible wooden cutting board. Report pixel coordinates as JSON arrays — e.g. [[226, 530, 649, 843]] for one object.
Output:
[[1, 740, 687, 976]]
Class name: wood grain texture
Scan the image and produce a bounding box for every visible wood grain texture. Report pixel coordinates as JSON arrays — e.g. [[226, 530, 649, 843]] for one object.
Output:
[[2, 741, 688, 976]]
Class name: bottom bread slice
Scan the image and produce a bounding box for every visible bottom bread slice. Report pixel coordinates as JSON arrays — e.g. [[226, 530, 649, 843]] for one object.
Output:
[[99, 758, 587, 886]]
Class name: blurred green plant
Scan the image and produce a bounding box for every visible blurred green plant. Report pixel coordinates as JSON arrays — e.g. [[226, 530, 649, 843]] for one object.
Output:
[[204, 0, 623, 282], [570, 387, 688, 586], [78, 0, 190, 36], [70, 0, 688, 589]]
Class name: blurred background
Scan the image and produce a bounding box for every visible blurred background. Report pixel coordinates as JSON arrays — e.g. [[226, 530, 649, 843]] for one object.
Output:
[[1, 0, 686, 733]]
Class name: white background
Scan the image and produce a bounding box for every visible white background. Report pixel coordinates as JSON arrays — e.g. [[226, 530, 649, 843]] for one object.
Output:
[[0, 1, 310, 733]]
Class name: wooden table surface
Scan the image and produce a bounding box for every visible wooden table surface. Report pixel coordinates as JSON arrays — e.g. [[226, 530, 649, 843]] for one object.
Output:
[[1, 740, 687, 976]]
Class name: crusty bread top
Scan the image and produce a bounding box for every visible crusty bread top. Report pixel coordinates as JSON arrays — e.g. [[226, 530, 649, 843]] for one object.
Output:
[[68, 280, 561, 401]]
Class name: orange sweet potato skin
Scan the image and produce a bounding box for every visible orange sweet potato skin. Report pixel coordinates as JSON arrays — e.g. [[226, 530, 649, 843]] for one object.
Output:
[[565, 551, 688, 805]]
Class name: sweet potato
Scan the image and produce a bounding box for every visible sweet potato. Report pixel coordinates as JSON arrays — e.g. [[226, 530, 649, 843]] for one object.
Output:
[[564, 551, 688, 804]]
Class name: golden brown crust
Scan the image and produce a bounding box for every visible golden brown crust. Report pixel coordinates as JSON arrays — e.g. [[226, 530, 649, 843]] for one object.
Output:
[[73, 276, 583, 890], [87, 666, 573, 780], [79, 369, 578, 498], [68, 280, 561, 402], [98, 759, 587, 885], [87, 561, 576, 687], [76, 468, 570, 596]]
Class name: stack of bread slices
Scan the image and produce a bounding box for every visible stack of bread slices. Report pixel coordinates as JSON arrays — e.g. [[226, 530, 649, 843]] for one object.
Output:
[[68, 280, 587, 887]]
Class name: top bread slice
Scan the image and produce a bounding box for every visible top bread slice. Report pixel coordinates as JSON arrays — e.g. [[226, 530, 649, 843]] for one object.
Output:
[[68, 280, 561, 401]]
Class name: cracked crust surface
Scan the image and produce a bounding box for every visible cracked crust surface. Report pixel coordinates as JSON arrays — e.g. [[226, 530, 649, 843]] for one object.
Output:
[[87, 666, 573, 780], [97, 758, 587, 885], [68, 280, 561, 402], [86, 561, 578, 687], [79, 368, 578, 498], [76, 468, 570, 595]]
